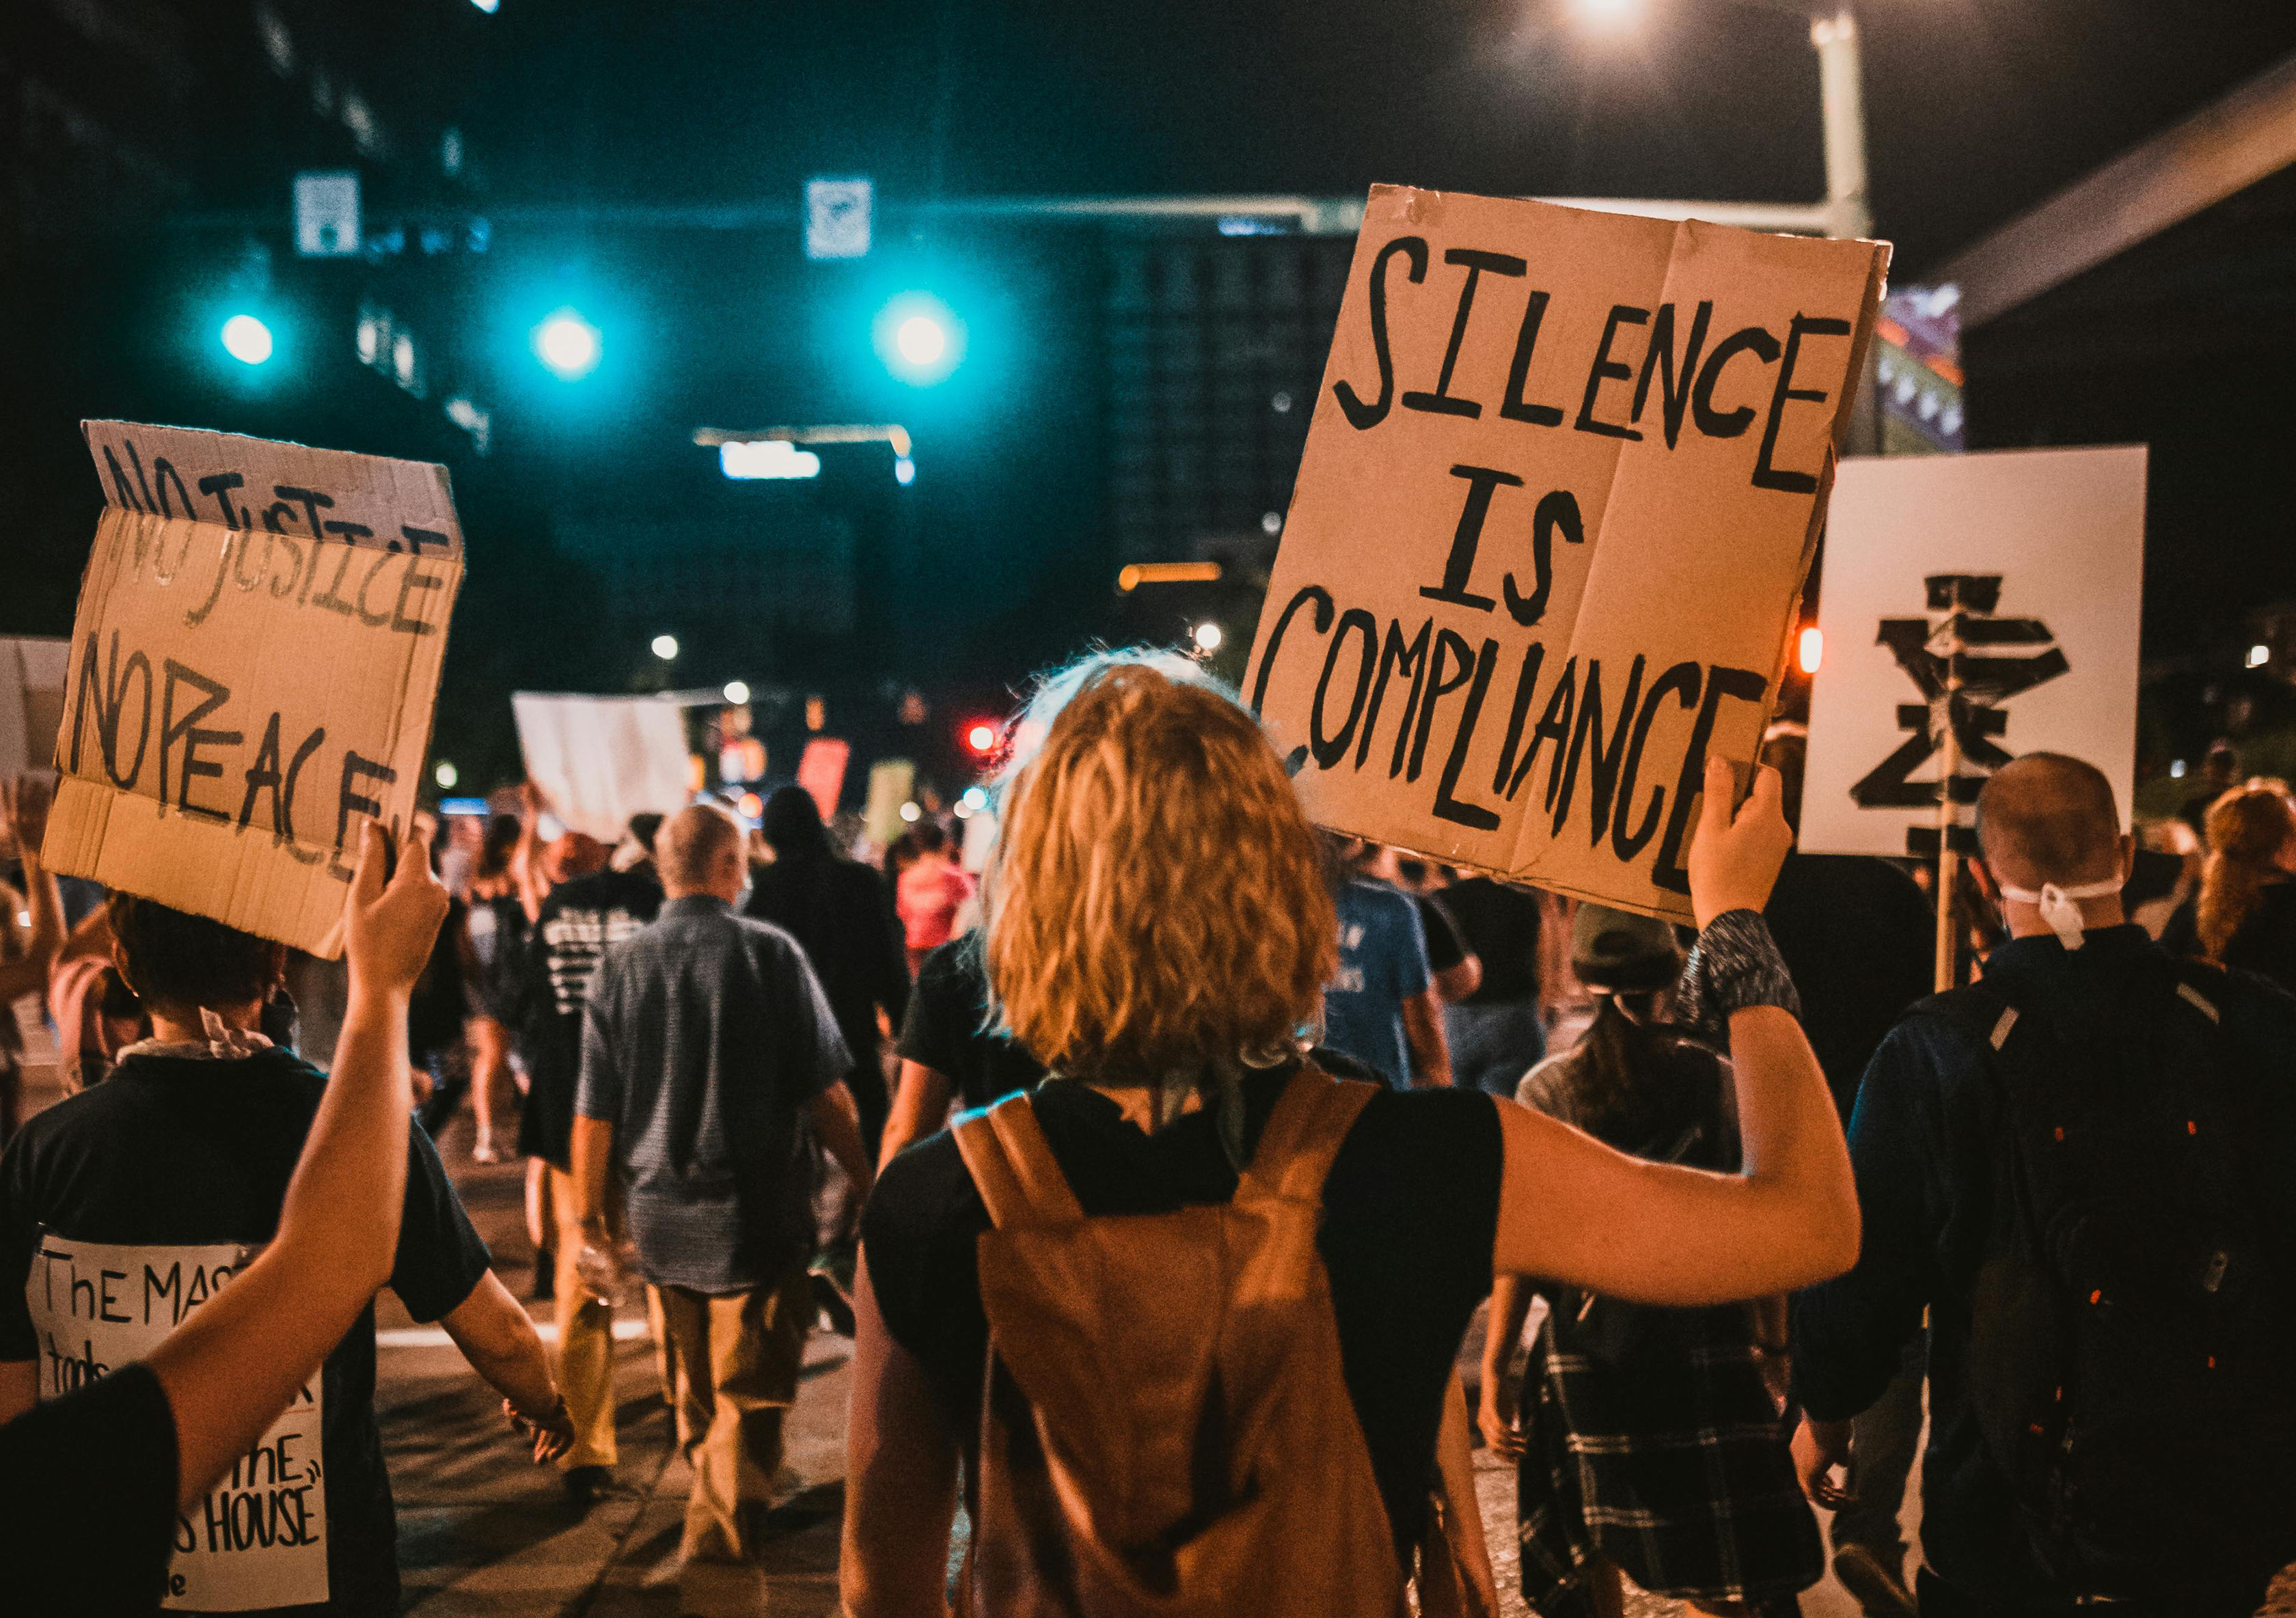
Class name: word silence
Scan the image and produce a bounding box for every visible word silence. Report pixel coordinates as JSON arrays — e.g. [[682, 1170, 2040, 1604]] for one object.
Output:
[[43, 422, 465, 957], [28, 1234, 327, 1610], [1248, 187, 1888, 918]]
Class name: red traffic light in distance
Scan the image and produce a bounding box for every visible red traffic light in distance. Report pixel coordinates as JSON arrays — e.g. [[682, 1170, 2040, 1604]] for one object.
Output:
[[963, 721, 999, 756]]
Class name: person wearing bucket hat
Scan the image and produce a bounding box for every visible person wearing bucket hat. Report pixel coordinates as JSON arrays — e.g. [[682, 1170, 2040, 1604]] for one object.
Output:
[[1479, 904, 1822, 1617]]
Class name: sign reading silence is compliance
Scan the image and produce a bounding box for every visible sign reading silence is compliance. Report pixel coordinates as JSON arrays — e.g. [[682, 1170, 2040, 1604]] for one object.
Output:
[[1247, 187, 1888, 920], [44, 422, 464, 957]]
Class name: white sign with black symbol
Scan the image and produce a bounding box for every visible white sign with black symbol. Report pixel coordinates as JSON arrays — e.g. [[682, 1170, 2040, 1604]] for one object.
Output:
[[804, 178, 873, 260], [1801, 447, 2147, 858], [292, 172, 360, 258], [26, 1234, 328, 1610]]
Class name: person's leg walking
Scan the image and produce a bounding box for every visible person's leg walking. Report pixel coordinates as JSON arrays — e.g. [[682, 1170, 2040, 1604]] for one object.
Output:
[[1831, 1335, 1924, 1592], [687, 1268, 812, 1560], [549, 1166, 619, 1475]]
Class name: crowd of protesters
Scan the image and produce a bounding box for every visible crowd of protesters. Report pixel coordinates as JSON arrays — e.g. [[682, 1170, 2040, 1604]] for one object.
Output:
[[0, 662, 2293, 1618]]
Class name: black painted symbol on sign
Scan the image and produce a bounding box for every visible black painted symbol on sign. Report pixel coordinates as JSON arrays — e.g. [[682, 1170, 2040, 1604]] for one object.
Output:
[[1849, 574, 2068, 855]]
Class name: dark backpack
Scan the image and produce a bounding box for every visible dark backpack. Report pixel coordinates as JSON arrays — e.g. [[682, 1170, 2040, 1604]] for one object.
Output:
[[1934, 957, 2296, 1604]]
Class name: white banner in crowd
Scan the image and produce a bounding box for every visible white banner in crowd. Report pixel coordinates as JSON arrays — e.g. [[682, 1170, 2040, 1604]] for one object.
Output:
[[0, 636, 68, 781], [1801, 446, 2147, 858], [511, 694, 694, 842], [27, 1234, 327, 1610]]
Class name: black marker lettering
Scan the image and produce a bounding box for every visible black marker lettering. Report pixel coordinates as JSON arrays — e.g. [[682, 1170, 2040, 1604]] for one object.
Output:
[[1613, 661, 1702, 861], [1332, 236, 1428, 430], [70, 631, 153, 790], [1651, 666, 1768, 892], [309, 540, 358, 616], [1630, 301, 1714, 449], [150, 458, 195, 520], [282, 727, 326, 853], [1419, 465, 1521, 613], [1502, 490, 1585, 629], [1407, 629, 1478, 781], [1752, 314, 1853, 493], [198, 472, 247, 530], [1432, 637, 1504, 832], [1491, 642, 1548, 795], [1358, 618, 1432, 774], [159, 660, 236, 820], [1247, 586, 1333, 715], [1690, 326, 1781, 439], [1402, 247, 1525, 419], [331, 752, 397, 879], [391, 558, 445, 635], [1311, 609, 1379, 769], [273, 485, 336, 540], [1507, 655, 1576, 802], [1574, 305, 1649, 441], [400, 524, 451, 555], [1555, 655, 1645, 840], [100, 445, 148, 512], [1499, 290, 1566, 427], [352, 545, 396, 627], [183, 533, 234, 627], [268, 532, 307, 600]]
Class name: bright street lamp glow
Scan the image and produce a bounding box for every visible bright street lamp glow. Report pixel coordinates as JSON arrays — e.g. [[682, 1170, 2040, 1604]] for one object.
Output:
[[723, 680, 750, 705], [533, 310, 601, 380], [1192, 621, 1225, 654], [1797, 626, 1824, 675], [2249, 644, 2271, 669], [720, 440, 820, 480], [651, 634, 679, 661], [434, 760, 459, 789], [966, 723, 997, 753], [895, 315, 947, 367], [221, 314, 274, 366], [469, 0, 499, 11], [959, 785, 989, 814], [899, 801, 922, 824], [1568, 0, 1644, 28], [893, 455, 916, 486]]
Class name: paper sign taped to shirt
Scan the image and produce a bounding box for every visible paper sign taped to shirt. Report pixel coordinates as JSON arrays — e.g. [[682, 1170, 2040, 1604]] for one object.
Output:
[[27, 1233, 327, 1610], [42, 422, 464, 957], [0, 637, 69, 781], [1246, 187, 1889, 918], [511, 693, 694, 843]]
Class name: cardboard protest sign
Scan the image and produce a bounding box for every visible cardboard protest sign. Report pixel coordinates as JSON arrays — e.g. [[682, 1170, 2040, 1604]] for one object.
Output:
[[511, 694, 694, 843], [44, 423, 463, 957], [1801, 447, 2146, 858], [797, 736, 851, 824], [1246, 187, 1889, 918], [0, 637, 69, 781], [29, 1235, 327, 1610]]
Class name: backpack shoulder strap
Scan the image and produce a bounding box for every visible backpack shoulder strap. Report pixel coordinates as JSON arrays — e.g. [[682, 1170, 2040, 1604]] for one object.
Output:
[[1240, 1065, 1380, 1207], [953, 1093, 1086, 1231]]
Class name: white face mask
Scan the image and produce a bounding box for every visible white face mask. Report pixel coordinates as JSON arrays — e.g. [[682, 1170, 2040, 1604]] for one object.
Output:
[[1995, 877, 2122, 950]]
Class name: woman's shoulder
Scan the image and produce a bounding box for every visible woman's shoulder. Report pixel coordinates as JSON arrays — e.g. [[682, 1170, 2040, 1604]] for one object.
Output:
[[863, 1127, 984, 1261]]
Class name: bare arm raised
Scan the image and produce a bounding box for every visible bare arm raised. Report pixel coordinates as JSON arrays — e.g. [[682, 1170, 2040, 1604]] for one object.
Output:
[[1490, 759, 1859, 1305], [146, 821, 450, 1506]]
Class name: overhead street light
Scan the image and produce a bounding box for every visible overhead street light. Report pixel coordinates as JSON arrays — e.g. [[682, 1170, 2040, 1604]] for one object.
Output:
[[875, 293, 964, 385], [651, 633, 679, 661], [533, 309, 601, 379], [220, 313, 275, 366]]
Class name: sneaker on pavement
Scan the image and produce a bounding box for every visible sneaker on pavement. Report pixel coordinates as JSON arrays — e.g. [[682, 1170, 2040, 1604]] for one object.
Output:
[[1833, 1544, 1919, 1618]]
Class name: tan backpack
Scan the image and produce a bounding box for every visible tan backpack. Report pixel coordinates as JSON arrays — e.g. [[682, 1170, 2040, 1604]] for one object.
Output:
[[951, 1065, 1413, 1617]]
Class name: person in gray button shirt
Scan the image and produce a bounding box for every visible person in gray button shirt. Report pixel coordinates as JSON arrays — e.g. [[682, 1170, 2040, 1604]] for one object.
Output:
[[571, 801, 873, 1564]]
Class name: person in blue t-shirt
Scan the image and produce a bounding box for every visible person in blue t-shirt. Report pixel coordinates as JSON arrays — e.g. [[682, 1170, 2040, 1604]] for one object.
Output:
[[1321, 848, 1453, 1088]]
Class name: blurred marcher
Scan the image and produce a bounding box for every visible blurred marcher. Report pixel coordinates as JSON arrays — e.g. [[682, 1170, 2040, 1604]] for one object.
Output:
[[1323, 840, 1453, 1088], [842, 659, 1857, 1618], [879, 930, 1049, 1167], [0, 823, 480, 1618], [2126, 817, 2197, 940], [514, 834, 664, 1498], [895, 821, 975, 976], [1440, 873, 1548, 1097], [746, 785, 912, 1156], [0, 883, 571, 1618], [450, 812, 532, 1156], [2159, 783, 2296, 996], [572, 804, 871, 1563], [1371, 848, 1482, 1003], [48, 952, 148, 1093], [1793, 754, 2296, 1618], [1481, 905, 1819, 1618], [1755, 726, 1932, 1613], [0, 780, 65, 1142], [2176, 739, 2241, 845], [611, 811, 665, 882]]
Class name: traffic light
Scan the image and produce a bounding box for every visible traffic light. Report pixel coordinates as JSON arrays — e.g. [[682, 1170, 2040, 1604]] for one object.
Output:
[[962, 719, 999, 757]]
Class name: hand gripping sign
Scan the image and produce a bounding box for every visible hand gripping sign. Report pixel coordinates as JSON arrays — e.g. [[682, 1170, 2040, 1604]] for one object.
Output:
[[1246, 187, 1888, 919], [44, 422, 463, 957]]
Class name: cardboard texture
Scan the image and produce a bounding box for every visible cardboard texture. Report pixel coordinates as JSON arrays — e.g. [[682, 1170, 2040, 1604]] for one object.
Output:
[[1801, 448, 2146, 858], [0, 637, 69, 781], [511, 694, 695, 843], [1246, 187, 1888, 918], [44, 422, 465, 958]]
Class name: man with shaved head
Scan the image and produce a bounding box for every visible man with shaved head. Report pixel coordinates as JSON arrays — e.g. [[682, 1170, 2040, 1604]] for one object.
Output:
[[571, 801, 872, 1565], [1791, 752, 2296, 1617]]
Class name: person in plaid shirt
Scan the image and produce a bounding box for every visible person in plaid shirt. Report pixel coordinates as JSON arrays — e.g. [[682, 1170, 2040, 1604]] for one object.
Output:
[[1479, 905, 1822, 1617]]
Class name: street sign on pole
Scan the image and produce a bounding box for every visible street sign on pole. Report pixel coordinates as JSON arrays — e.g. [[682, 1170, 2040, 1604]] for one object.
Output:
[[805, 178, 873, 260], [293, 171, 361, 257]]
